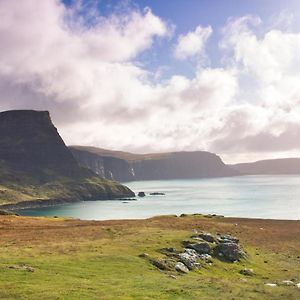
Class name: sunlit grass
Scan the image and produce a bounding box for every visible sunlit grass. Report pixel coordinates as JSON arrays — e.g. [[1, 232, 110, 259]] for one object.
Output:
[[0, 215, 299, 299]]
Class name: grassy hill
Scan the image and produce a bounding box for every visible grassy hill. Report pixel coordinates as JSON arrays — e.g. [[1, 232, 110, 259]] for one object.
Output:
[[0, 214, 299, 299]]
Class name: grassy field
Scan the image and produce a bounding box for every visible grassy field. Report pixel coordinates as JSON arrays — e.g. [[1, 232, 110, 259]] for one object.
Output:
[[0, 214, 299, 299]]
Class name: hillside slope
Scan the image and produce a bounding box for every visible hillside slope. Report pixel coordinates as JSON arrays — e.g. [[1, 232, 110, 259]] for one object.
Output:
[[1, 214, 299, 299], [231, 158, 300, 175], [0, 110, 134, 208], [70, 146, 239, 182]]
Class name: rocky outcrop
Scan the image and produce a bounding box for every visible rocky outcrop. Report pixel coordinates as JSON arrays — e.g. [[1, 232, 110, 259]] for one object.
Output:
[[213, 242, 246, 262], [70, 146, 239, 182], [0, 110, 134, 207], [143, 230, 247, 275]]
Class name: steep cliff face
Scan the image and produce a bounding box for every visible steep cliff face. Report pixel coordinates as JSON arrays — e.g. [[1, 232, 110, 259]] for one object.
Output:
[[231, 158, 300, 175], [70, 146, 239, 182], [0, 110, 84, 178], [0, 110, 134, 207], [70, 149, 135, 181]]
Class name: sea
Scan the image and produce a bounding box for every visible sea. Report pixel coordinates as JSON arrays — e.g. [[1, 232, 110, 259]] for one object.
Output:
[[17, 175, 300, 220]]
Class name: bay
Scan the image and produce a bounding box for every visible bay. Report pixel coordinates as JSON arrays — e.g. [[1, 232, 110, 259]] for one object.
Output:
[[17, 175, 300, 220]]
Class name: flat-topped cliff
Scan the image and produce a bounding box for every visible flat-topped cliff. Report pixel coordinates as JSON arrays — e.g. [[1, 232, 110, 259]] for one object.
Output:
[[70, 146, 239, 182]]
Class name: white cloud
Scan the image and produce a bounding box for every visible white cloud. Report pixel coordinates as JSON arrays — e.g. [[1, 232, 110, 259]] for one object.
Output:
[[211, 15, 300, 162], [1, 1, 300, 163], [0, 0, 231, 154], [174, 25, 212, 60]]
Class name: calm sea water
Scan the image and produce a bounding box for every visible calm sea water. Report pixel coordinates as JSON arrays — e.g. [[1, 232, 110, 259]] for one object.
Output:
[[17, 175, 300, 220]]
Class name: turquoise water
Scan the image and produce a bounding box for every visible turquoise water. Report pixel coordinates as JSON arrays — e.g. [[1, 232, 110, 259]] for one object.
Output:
[[17, 175, 300, 220]]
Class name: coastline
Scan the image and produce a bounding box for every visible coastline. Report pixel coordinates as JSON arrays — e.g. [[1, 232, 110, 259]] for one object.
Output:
[[0, 196, 136, 211]]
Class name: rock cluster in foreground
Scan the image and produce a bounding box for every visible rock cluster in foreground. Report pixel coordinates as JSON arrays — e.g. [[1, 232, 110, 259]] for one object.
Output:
[[142, 231, 247, 275]]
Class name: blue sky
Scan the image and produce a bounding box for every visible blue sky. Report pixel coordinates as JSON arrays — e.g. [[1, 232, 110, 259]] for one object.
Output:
[[63, 0, 300, 78]]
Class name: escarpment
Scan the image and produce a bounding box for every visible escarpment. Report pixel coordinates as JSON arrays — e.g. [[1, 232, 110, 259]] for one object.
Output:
[[70, 146, 239, 182]]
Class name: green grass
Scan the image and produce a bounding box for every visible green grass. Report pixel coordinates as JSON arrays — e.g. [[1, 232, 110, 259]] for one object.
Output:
[[0, 161, 132, 205], [0, 216, 299, 299]]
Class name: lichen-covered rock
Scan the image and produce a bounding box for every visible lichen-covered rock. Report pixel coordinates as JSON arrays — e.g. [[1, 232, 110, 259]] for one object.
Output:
[[175, 262, 189, 273], [186, 242, 211, 255], [198, 254, 213, 262], [151, 259, 175, 271], [214, 242, 246, 262], [178, 249, 200, 270], [218, 235, 239, 244], [199, 233, 216, 243]]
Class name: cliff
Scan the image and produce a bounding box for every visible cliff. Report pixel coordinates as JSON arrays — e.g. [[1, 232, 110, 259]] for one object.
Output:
[[70, 146, 239, 182], [0, 110, 134, 208], [231, 158, 300, 175]]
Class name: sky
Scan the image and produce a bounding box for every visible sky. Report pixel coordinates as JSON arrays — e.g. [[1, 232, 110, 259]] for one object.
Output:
[[1, 0, 300, 163]]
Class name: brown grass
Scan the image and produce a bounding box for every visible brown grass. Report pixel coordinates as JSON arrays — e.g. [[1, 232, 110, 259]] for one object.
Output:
[[1, 214, 299, 253]]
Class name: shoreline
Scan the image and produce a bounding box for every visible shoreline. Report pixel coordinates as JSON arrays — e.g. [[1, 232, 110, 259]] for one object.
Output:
[[0, 196, 137, 211]]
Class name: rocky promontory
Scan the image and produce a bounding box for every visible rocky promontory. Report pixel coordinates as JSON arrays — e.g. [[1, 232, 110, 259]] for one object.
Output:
[[0, 110, 134, 208]]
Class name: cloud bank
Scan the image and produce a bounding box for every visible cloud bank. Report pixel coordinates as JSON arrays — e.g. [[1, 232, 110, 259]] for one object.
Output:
[[1, 1, 300, 163]]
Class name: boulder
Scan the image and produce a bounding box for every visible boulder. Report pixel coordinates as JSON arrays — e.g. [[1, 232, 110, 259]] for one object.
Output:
[[213, 242, 246, 262], [239, 268, 254, 276], [199, 233, 216, 243], [159, 247, 178, 256], [175, 262, 189, 274], [198, 254, 213, 262], [151, 259, 175, 271], [178, 249, 200, 270], [218, 235, 239, 244], [186, 242, 211, 255]]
